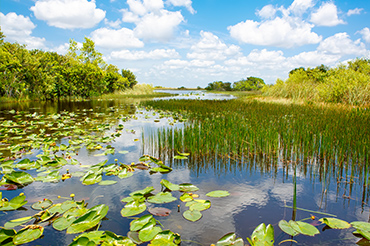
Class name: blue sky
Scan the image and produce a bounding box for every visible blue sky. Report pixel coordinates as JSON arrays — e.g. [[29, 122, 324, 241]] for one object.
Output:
[[1, 0, 370, 88]]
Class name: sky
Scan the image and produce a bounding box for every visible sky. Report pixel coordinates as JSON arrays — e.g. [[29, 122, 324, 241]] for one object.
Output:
[[1, 0, 370, 88]]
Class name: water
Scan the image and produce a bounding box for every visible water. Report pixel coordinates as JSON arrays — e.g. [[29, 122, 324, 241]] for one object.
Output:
[[154, 89, 236, 100], [0, 96, 368, 245]]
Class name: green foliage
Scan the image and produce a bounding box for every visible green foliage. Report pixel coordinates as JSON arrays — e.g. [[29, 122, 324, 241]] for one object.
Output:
[[0, 38, 137, 100], [265, 59, 370, 106], [205, 81, 232, 91], [233, 76, 265, 91]]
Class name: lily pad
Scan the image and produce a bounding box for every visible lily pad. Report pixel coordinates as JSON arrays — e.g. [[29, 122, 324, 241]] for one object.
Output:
[[4, 171, 34, 185], [289, 220, 319, 236], [174, 155, 188, 160], [247, 223, 274, 246], [121, 201, 146, 217], [53, 216, 76, 231], [0, 228, 16, 244], [147, 192, 177, 204], [179, 183, 199, 192], [319, 217, 351, 229], [183, 209, 202, 222], [138, 223, 162, 242], [98, 180, 117, 186], [13, 226, 44, 245], [31, 199, 53, 210], [206, 190, 230, 198], [180, 193, 193, 202], [130, 215, 155, 232], [278, 220, 299, 237], [0, 193, 28, 211], [67, 204, 109, 234], [150, 230, 181, 246], [4, 216, 34, 229], [69, 236, 96, 246], [160, 179, 180, 191], [149, 207, 172, 217], [352, 221, 370, 240], [216, 232, 244, 246], [188, 200, 211, 211]]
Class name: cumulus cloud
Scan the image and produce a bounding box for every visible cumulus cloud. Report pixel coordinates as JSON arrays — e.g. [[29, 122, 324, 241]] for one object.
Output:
[[310, 2, 345, 26], [187, 31, 241, 60], [358, 28, 370, 43], [347, 8, 363, 16], [104, 18, 122, 29], [289, 51, 340, 67], [30, 0, 105, 29], [167, 0, 195, 14], [110, 48, 180, 60], [228, 17, 321, 48], [0, 12, 45, 49], [133, 10, 184, 41], [288, 0, 314, 16], [256, 5, 277, 19], [91, 27, 144, 49], [317, 32, 366, 56]]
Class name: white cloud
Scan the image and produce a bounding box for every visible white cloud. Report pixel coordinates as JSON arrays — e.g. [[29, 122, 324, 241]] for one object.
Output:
[[358, 28, 370, 43], [0, 12, 45, 49], [133, 10, 184, 41], [110, 48, 180, 60], [256, 5, 277, 19], [228, 17, 321, 48], [167, 0, 195, 14], [90, 27, 144, 49], [187, 31, 241, 60], [30, 0, 105, 29], [289, 51, 340, 67], [347, 8, 363, 16], [310, 2, 345, 26], [288, 0, 314, 16], [104, 18, 122, 29], [317, 32, 366, 56], [225, 49, 286, 69]]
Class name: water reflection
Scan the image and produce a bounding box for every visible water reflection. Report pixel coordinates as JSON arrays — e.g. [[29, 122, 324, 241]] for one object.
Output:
[[0, 98, 368, 245], [154, 89, 236, 100]]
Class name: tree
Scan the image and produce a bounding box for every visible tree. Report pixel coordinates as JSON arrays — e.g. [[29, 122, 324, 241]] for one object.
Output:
[[80, 37, 106, 69], [233, 77, 265, 91], [121, 69, 138, 88]]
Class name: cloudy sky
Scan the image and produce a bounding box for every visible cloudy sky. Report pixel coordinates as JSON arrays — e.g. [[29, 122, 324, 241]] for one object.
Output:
[[1, 0, 370, 87]]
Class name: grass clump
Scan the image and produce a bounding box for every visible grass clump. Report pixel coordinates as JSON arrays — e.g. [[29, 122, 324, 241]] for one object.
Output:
[[99, 84, 171, 99]]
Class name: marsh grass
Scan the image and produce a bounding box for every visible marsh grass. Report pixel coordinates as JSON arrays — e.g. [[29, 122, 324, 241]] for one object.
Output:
[[99, 84, 171, 99], [142, 98, 370, 186]]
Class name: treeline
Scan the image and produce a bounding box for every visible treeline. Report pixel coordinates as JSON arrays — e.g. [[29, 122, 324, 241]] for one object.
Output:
[[205, 77, 265, 91], [0, 29, 137, 100], [264, 59, 370, 106]]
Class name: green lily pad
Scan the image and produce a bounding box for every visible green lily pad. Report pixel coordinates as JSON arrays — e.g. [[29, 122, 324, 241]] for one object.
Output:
[[188, 200, 211, 211], [118, 169, 134, 179], [102, 231, 136, 246], [138, 223, 162, 242], [151, 230, 181, 246], [67, 204, 109, 234], [179, 183, 199, 192], [130, 215, 155, 232], [160, 179, 180, 191], [53, 216, 76, 231], [216, 232, 244, 246], [0, 193, 28, 211], [319, 217, 351, 229], [289, 220, 319, 236], [72, 231, 105, 245], [31, 199, 53, 210], [174, 155, 188, 160], [352, 221, 370, 240], [147, 192, 177, 204], [0, 228, 16, 244], [278, 220, 299, 237], [247, 223, 274, 246], [4, 171, 34, 185], [121, 201, 146, 217], [98, 180, 117, 186], [180, 193, 193, 202], [206, 190, 230, 198], [69, 236, 96, 246], [80, 172, 102, 185], [4, 216, 33, 229], [183, 210, 202, 222], [130, 186, 155, 197], [13, 226, 44, 245]]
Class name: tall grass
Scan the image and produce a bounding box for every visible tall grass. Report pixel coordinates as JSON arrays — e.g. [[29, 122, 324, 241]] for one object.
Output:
[[99, 84, 171, 99]]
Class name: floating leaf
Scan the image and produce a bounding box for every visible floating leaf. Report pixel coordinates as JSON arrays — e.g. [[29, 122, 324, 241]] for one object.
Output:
[[69, 236, 96, 246], [130, 215, 155, 232], [180, 193, 193, 202], [72, 231, 105, 245], [247, 223, 274, 246], [289, 220, 319, 236], [150, 230, 181, 246], [13, 226, 44, 245], [160, 179, 180, 191], [183, 210, 202, 222], [80, 171, 102, 185], [0, 228, 16, 244], [0, 193, 28, 211], [98, 180, 117, 186], [278, 220, 299, 237], [147, 192, 177, 204], [149, 207, 172, 217], [67, 204, 109, 234], [130, 186, 155, 197], [138, 223, 162, 242], [319, 217, 351, 229], [31, 199, 52, 211], [53, 216, 76, 231], [179, 183, 199, 192], [4, 171, 34, 185], [188, 200, 211, 211], [176, 151, 190, 156], [118, 169, 134, 179], [121, 201, 146, 217], [4, 216, 33, 229], [352, 222, 370, 240], [103, 231, 136, 246], [206, 190, 230, 198], [216, 232, 244, 246], [174, 155, 187, 160]]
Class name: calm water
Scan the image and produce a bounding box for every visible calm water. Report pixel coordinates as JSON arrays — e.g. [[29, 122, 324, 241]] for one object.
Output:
[[0, 96, 368, 245]]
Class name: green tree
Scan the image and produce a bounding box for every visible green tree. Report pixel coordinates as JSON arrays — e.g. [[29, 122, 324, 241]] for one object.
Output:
[[233, 77, 265, 91], [80, 37, 106, 69], [121, 69, 138, 88]]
